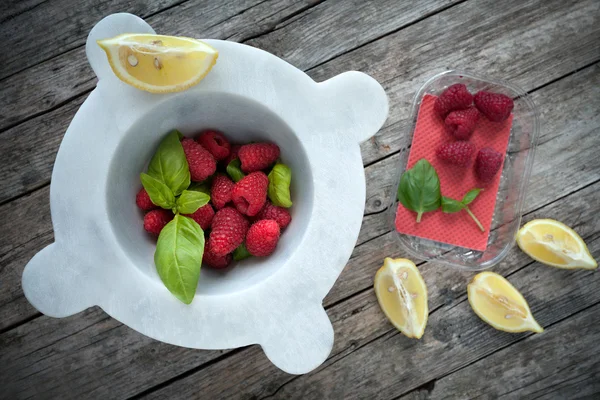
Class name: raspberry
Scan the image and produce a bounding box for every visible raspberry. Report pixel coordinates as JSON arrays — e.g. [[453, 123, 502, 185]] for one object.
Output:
[[143, 209, 173, 235], [197, 130, 231, 161], [445, 107, 480, 140], [436, 141, 476, 166], [434, 84, 473, 118], [210, 174, 235, 210], [475, 147, 503, 182], [181, 138, 216, 182], [223, 144, 241, 166], [474, 91, 514, 122], [232, 171, 269, 216], [208, 207, 250, 256], [136, 188, 156, 211], [238, 143, 280, 173], [246, 220, 280, 257], [184, 204, 214, 230], [254, 202, 292, 229], [203, 241, 232, 269]]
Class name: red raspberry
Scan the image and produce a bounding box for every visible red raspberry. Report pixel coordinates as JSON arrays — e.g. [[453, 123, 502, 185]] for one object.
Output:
[[203, 241, 232, 269], [436, 141, 476, 166], [474, 91, 514, 122], [246, 220, 280, 256], [136, 188, 156, 211], [255, 202, 292, 229], [197, 130, 231, 161], [143, 209, 173, 235], [238, 143, 280, 173], [210, 174, 235, 210], [184, 204, 214, 230], [231, 171, 269, 216], [475, 147, 503, 182], [223, 144, 241, 166], [208, 207, 250, 256], [434, 84, 473, 118], [445, 107, 480, 140], [181, 138, 216, 182]]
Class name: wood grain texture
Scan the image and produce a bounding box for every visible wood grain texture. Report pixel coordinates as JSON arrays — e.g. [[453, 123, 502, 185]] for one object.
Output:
[[0, 0, 183, 79], [399, 304, 600, 400], [140, 182, 600, 400], [1, 0, 600, 398], [2, 0, 599, 205]]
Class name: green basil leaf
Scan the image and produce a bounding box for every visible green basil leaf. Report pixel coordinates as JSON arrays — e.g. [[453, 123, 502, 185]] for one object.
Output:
[[154, 214, 204, 304], [441, 196, 465, 213], [397, 159, 441, 222], [147, 130, 190, 196], [233, 243, 252, 261], [462, 188, 482, 205], [226, 159, 245, 182], [187, 182, 210, 195], [176, 190, 211, 214], [140, 173, 176, 209], [268, 163, 293, 208]]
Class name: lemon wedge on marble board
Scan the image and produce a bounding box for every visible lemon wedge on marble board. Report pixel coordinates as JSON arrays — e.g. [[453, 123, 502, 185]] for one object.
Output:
[[516, 219, 597, 270], [468, 271, 543, 333], [97, 33, 218, 93], [374, 258, 428, 339]]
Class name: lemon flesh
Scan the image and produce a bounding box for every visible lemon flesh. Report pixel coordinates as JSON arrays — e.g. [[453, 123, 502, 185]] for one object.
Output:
[[517, 219, 596, 270], [374, 258, 428, 339], [97, 33, 218, 93], [468, 271, 543, 333]]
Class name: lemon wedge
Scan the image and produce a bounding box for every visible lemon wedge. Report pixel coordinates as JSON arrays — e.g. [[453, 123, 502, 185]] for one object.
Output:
[[374, 258, 428, 339], [516, 219, 597, 270], [97, 33, 218, 93], [468, 271, 543, 333]]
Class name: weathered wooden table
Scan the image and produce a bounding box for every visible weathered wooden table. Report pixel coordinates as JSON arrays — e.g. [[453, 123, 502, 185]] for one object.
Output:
[[1, 0, 599, 398]]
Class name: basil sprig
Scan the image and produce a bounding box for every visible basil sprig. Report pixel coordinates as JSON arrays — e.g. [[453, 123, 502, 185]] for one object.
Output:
[[441, 189, 485, 232], [140, 130, 211, 304], [397, 159, 441, 222]]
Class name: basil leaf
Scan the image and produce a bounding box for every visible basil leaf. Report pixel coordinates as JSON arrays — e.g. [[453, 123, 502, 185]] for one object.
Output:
[[226, 159, 245, 182], [176, 190, 210, 214], [233, 243, 252, 261], [154, 214, 204, 304], [187, 182, 210, 195], [268, 163, 293, 208], [140, 173, 176, 210], [397, 159, 441, 222], [462, 188, 482, 205], [147, 130, 190, 196], [441, 196, 465, 213]]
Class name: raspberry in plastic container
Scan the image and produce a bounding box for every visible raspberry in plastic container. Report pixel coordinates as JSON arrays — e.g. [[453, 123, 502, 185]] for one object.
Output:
[[389, 70, 540, 270]]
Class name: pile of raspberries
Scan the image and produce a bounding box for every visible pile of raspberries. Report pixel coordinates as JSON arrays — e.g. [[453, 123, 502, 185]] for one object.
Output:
[[136, 130, 291, 269], [434, 84, 514, 182]]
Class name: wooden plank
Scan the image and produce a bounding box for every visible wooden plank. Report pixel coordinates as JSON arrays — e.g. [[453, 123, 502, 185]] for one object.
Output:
[[0, 0, 183, 79], [0, 0, 320, 131], [244, 0, 459, 71], [2, 0, 599, 204], [139, 182, 600, 399], [399, 306, 600, 399]]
